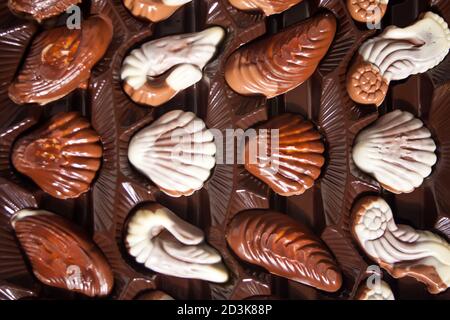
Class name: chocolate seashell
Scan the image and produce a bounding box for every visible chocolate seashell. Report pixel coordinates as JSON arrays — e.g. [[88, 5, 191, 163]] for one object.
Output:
[[123, 0, 192, 23], [226, 210, 342, 292], [8, 0, 82, 22], [225, 13, 336, 98], [8, 14, 113, 106], [228, 0, 304, 16], [244, 113, 325, 197], [12, 112, 103, 199], [12, 209, 114, 297], [346, 0, 388, 24]]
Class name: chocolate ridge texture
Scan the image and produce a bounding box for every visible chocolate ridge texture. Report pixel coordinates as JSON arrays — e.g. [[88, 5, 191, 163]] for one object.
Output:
[[226, 210, 342, 292], [8, 0, 82, 22], [228, 0, 304, 16], [225, 13, 337, 98]]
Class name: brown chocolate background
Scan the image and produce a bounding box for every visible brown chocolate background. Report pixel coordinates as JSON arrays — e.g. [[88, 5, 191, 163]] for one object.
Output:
[[0, 0, 449, 300]]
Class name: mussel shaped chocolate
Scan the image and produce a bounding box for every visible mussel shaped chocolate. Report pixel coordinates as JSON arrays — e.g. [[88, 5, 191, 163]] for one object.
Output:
[[228, 0, 304, 16], [128, 110, 216, 197], [226, 210, 342, 292], [9, 15, 113, 106], [346, 0, 388, 24], [123, 0, 192, 23], [347, 12, 450, 106], [12, 209, 114, 297], [355, 280, 395, 300], [353, 110, 437, 194], [121, 27, 225, 107], [225, 13, 336, 98], [12, 112, 103, 199], [244, 113, 325, 197], [8, 0, 81, 22], [352, 196, 450, 294]]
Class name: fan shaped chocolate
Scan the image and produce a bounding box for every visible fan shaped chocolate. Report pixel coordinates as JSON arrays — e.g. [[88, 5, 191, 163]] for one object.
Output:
[[12, 112, 103, 199], [225, 13, 336, 98], [244, 114, 325, 196], [228, 0, 304, 16], [8, 0, 81, 22], [12, 209, 114, 297], [226, 210, 342, 292], [8, 14, 113, 106], [123, 0, 192, 23]]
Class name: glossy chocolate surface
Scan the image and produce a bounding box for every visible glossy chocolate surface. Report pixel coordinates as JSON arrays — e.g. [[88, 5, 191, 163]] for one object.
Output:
[[8, 0, 82, 22]]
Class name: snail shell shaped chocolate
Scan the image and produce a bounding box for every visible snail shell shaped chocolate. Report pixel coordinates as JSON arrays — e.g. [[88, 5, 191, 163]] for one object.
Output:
[[226, 210, 342, 292], [123, 0, 192, 23], [352, 110, 437, 194], [12, 112, 103, 199], [12, 209, 114, 297], [228, 0, 303, 16], [8, 0, 81, 22], [121, 27, 225, 107], [128, 110, 216, 197], [244, 113, 325, 197], [126, 203, 229, 283], [355, 280, 395, 300], [352, 196, 450, 294], [347, 12, 450, 106], [8, 15, 113, 106], [346, 0, 388, 24], [225, 13, 336, 98]]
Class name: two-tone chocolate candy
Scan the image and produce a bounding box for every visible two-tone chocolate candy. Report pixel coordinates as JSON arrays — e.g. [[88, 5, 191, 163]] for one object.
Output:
[[355, 280, 395, 300], [8, 0, 81, 22], [346, 0, 389, 24], [123, 0, 192, 23], [228, 0, 304, 16]]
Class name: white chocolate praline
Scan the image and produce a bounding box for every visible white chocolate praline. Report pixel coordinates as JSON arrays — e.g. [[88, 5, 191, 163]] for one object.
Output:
[[359, 12, 450, 83], [126, 204, 229, 283], [352, 196, 450, 294], [128, 110, 217, 197], [352, 110, 437, 194], [357, 280, 395, 300]]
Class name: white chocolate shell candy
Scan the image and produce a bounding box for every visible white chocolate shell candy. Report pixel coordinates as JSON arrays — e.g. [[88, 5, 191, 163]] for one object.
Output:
[[352, 110, 437, 194], [352, 196, 450, 294], [121, 27, 225, 107], [355, 280, 395, 300], [128, 110, 216, 197], [347, 12, 450, 106], [125, 203, 229, 283]]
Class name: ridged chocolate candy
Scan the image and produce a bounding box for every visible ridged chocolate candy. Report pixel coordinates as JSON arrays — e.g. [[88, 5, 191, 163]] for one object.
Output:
[[8, 0, 81, 22], [226, 210, 342, 292], [225, 13, 336, 98], [228, 0, 304, 16]]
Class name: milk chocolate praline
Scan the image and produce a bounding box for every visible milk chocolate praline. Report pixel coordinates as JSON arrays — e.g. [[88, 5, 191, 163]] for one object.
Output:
[[8, 0, 82, 22]]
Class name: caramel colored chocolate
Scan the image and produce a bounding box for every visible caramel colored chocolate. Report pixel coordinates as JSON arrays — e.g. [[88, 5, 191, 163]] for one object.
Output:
[[12, 209, 114, 297], [8, 0, 82, 22], [225, 13, 336, 98], [123, 78, 177, 108], [228, 0, 304, 16], [244, 114, 325, 197], [346, 0, 388, 24], [226, 210, 342, 292], [123, 0, 191, 23], [8, 15, 113, 106], [12, 112, 103, 199]]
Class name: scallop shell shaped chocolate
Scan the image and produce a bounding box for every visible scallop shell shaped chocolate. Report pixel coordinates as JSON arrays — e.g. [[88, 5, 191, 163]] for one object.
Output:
[[123, 0, 192, 23], [346, 0, 388, 24], [12, 112, 103, 199], [352, 110, 437, 194], [226, 210, 342, 292], [244, 113, 325, 196], [128, 110, 216, 197], [8, 0, 81, 22], [12, 209, 114, 297], [352, 196, 450, 294], [228, 0, 303, 16], [8, 15, 113, 106], [225, 13, 336, 98]]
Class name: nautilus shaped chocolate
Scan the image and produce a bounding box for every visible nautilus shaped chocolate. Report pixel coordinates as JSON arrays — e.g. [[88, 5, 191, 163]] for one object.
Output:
[[123, 0, 192, 22], [352, 196, 450, 294], [225, 13, 336, 98], [121, 27, 225, 107], [12, 112, 103, 199], [8, 0, 81, 22], [12, 209, 114, 297], [228, 0, 303, 16], [352, 110, 437, 194], [355, 280, 395, 300], [226, 210, 342, 292], [346, 0, 388, 24], [347, 12, 450, 106], [9, 15, 113, 106], [126, 203, 229, 283], [244, 114, 325, 197]]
